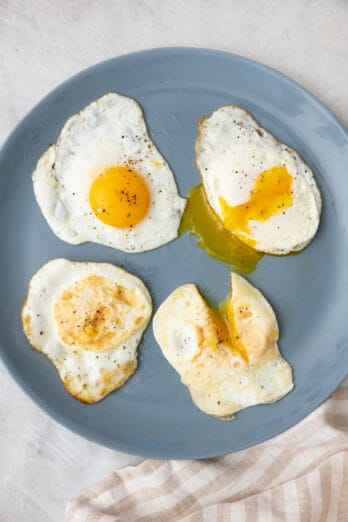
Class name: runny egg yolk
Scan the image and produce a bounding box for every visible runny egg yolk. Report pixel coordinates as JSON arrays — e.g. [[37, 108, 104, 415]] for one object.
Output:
[[89, 166, 150, 228], [219, 166, 293, 245], [179, 185, 262, 273]]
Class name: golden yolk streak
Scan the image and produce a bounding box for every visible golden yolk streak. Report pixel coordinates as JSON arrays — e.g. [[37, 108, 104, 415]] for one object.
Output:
[[150, 159, 163, 168], [218, 295, 248, 361], [219, 166, 293, 244], [89, 166, 150, 228], [206, 295, 248, 361], [209, 308, 230, 345]]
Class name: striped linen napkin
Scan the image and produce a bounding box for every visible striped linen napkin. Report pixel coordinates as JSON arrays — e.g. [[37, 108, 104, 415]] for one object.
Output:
[[65, 378, 347, 521]]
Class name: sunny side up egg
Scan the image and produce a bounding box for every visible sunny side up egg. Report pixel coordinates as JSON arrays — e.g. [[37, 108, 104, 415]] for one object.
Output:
[[21, 259, 152, 403], [33, 93, 186, 253], [195, 106, 322, 255], [153, 273, 293, 419]]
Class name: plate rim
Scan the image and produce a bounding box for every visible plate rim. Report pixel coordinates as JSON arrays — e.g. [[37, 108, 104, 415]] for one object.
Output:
[[0, 46, 347, 459], [1, 47, 347, 156]]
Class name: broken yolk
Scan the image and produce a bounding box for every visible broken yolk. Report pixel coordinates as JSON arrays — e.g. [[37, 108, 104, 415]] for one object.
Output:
[[219, 166, 293, 245], [218, 295, 249, 361], [89, 166, 150, 228], [209, 308, 230, 345], [207, 294, 248, 361], [179, 185, 262, 273]]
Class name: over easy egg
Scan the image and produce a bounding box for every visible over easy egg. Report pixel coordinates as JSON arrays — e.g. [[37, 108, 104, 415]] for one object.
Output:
[[33, 93, 186, 252], [153, 273, 293, 419], [196, 105, 321, 254], [21, 259, 152, 403]]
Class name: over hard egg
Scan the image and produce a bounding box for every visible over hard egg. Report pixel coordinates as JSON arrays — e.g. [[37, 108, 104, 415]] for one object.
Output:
[[153, 273, 293, 419]]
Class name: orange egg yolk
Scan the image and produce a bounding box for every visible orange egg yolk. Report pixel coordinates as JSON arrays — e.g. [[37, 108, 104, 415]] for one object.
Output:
[[89, 166, 150, 228], [219, 166, 293, 244]]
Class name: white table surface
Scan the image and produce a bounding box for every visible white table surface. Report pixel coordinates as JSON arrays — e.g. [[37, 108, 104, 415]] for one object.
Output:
[[0, 1, 347, 520]]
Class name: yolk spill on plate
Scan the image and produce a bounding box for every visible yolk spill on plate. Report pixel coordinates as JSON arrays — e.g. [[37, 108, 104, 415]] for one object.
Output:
[[219, 166, 293, 246], [179, 184, 262, 273], [89, 165, 150, 228]]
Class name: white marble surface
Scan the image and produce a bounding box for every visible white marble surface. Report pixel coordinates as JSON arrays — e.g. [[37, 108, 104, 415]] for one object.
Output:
[[0, 1, 347, 520]]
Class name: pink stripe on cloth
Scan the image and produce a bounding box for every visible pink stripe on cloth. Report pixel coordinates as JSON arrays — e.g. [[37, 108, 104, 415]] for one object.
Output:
[[65, 378, 348, 522]]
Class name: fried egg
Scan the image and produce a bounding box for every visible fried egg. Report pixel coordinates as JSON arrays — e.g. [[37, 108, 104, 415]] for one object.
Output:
[[196, 106, 321, 254], [153, 273, 293, 419], [33, 93, 186, 253], [21, 259, 152, 403]]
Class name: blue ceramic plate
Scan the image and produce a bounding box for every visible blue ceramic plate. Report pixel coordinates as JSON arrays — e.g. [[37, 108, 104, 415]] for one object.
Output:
[[0, 48, 347, 459]]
